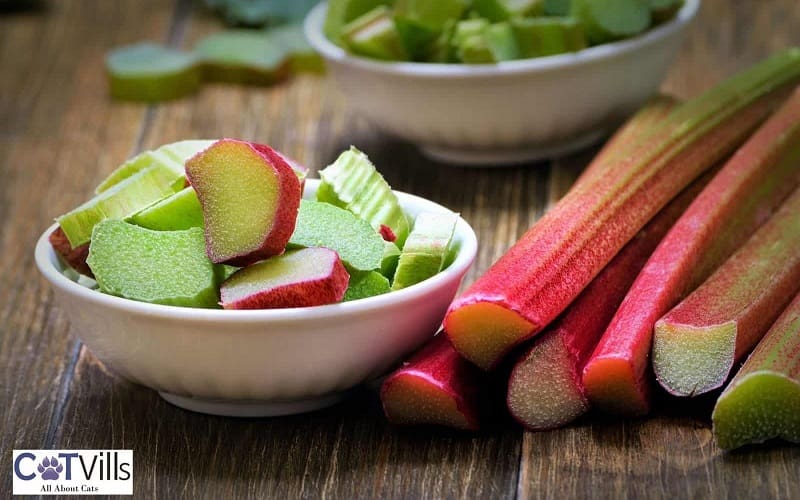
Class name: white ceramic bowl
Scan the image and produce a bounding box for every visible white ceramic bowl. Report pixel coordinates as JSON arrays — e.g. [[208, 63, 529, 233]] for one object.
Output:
[[35, 180, 477, 417], [305, 0, 699, 166]]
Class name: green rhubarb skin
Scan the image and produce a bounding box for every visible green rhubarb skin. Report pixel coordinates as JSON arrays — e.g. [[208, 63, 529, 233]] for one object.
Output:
[[712, 292, 800, 450], [317, 146, 410, 246], [381, 241, 401, 279], [653, 186, 800, 397], [392, 212, 458, 290], [583, 87, 800, 414], [342, 6, 409, 61], [444, 49, 800, 371], [288, 199, 385, 272], [129, 187, 204, 231], [57, 164, 184, 247], [394, 0, 467, 59], [195, 30, 290, 85], [511, 17, 586, 58], [570, 0, 651, 44], [544, 0, 571, 15], [86, 220, 219, 308], [484, 23, 519, 61], [344, 270, 391, 301], [106, 42, 201, 102], [95, 140, 214, 194]]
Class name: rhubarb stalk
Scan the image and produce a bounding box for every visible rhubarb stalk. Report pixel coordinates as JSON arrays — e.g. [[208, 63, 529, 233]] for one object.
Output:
[[652, 185, 800, 397], [381, 334, 483, 431], [444, 49, 800, 371], [711, 291, 800, 450], [506, 168, 712, 430], [582, 86, 800, 415]]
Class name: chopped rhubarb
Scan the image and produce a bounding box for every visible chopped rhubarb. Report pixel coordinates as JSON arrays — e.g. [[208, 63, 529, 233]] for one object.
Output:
[[712, 291, 800, 450], [653, 186, 800, 397], [583, 86, 800, 414], [445, 49, 800, 371], [49, 227, 93, 277], [381, 334, 483, 431], [507, 169, 710, 430]]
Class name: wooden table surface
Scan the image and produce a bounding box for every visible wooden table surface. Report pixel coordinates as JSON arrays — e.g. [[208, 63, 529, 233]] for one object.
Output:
[[2, 1, 799, 498]]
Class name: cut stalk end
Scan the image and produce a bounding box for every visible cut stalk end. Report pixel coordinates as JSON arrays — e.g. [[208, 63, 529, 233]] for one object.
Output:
[[381, 373, 477, 431], [653, 320, 737, 396], [582, 357, 649, 415], [445, 301, 535, 371], [712, 371, 800, 450], [507, 332, 588, 430]]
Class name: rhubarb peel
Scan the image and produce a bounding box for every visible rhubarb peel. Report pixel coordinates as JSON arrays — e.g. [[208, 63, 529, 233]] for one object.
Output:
[[507, 169, 711, 430], [445, 49, 800, 371], [711, 291, 800, 450], [653, 186, 800, 397], [381, 334, 483, 431], [583, 85, 800, 415]]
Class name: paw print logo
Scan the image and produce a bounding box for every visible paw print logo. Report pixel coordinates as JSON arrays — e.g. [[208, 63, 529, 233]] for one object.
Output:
[[37, 456, 63, 480]]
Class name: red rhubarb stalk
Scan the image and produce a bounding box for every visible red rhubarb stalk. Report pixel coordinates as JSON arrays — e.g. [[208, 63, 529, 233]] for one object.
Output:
[[381, 334, 483, 431], [444, 49, 800, 371], [506, 169, 711, 430], [583, 87, 800, 414], [652, 185, 800, 397]]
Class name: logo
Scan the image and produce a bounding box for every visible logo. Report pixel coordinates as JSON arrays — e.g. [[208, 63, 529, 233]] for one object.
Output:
[[13, 450, 133, 495]]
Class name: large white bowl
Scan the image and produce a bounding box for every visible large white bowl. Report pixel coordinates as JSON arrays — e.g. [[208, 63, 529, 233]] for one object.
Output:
[[35, 180, 477, 417], [305, 0, 699, 165]]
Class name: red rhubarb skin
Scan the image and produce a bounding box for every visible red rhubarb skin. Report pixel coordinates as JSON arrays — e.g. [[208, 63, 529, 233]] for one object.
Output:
[[186, 139, 302, 267], [381, 334, 482, 431], [220, 251, 349, 309], [583, 88, 800, 412], [506, 168, 711, 430], [49, 226, 93, 277], [656, 186, 800, 385], [445, 89, 787, 370]]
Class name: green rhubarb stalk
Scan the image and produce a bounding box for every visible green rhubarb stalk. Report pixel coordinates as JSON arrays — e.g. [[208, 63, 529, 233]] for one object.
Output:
[[444, 49, 800, 371], [653, 186, 800, 397], [712, 291, 800, 450], [583, 86, 800, 415]]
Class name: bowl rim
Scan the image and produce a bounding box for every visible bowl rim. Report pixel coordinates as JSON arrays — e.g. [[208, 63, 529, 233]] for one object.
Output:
[[35, 179, 478, 323], [304, 0, 700, 78]]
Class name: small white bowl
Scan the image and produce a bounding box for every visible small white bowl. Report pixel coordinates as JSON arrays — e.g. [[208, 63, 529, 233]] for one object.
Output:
[[305, 0, 699, 166], [35, 180, 477, 417]]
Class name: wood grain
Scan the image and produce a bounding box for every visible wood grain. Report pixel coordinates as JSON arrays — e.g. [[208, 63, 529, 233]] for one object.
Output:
[[1, 0, 798, 498]]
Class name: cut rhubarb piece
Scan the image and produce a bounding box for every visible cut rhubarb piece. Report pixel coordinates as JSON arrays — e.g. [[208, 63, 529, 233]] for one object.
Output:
[[584, 87, 800, 414], [445, 49, 800, 371], [57, 163, 184, 247], [288, 199, 385, 272], [392, 212, 459, 290], [342, 6, 409, 61], [507, 168, 710, 430], [195, 30, 291, 85], [323, 0, 392, 45], [317, 146, 410, 246], [344, 270, 391, 301], [570, 0, 651, 44], [473, 0, 544, 22], [712, 291, 800, 450], [128, 187, 204, 231], [220, 248, 349, 309], [483, 23, 520, 62], [106, 42, 201, 102], [86, 220, 219, 308], [49, 227, 92, 277], [381, 334, 483, 431], [394, 0, 467, 59], [511, 17, 586, 58], [458, 34, 496, 64], [381, 241, 401, 279], [94, 140, 214, 194], [653, 186, 800, 397], [185, 139, 302, 266]]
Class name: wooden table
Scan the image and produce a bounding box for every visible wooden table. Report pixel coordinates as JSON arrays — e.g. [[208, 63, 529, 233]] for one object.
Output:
[[2, 1, 799, 498]]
